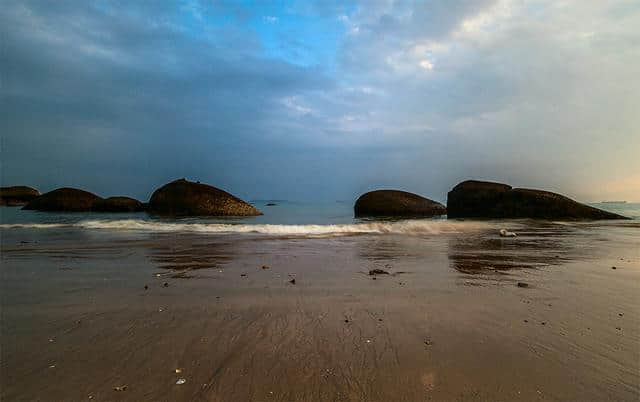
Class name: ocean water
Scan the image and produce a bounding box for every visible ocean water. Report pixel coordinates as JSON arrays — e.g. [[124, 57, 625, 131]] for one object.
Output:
[[0, 201, 638, 237]]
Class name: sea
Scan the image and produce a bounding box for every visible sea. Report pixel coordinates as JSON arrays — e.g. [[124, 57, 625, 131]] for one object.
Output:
[[0, 201, 638, 236]]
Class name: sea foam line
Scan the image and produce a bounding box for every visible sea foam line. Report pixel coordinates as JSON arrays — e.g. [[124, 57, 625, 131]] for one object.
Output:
[[0, 219, 492, 236]]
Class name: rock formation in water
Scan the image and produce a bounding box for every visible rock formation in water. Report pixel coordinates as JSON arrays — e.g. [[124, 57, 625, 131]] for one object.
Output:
[[447, 180, 628, 220], [92, 196, 145, 212], [354, 189, 446, 218], [147, 178, 262, 216], [23, 187, 102, 212], [0, 186, 40, 206]]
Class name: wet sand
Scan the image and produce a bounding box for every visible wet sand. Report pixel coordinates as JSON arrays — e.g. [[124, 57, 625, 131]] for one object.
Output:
[[1, 221, 639, 401]]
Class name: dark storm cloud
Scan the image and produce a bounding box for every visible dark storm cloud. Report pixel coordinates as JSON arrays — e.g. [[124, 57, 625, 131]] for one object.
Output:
[[1, 0, 332, 199]]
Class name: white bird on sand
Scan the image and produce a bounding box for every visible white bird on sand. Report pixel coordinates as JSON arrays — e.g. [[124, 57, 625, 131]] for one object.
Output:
[[500, 229, 517, 237]]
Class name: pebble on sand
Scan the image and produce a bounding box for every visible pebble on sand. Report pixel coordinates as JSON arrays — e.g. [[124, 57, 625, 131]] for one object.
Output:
[[612, 266, 617, 269], [261, 265, 270, 269], [517, 282, 529, 288], [114, 386, 127, 392]]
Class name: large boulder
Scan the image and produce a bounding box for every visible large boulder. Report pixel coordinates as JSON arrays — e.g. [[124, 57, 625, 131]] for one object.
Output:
[[23, 187, 102, 212], [0, 186, 40, 206], [92, 196, 145, 212], [147, 179, 262, 216], [447, 180, 629, 219], [354, 190, 446, 218]]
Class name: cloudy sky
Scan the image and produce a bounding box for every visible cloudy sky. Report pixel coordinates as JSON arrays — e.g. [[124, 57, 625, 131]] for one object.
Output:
[[2, 0, 639, 203]]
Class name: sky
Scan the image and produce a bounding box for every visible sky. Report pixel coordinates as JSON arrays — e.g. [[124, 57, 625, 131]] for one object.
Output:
[[2, 0, 639, 203]]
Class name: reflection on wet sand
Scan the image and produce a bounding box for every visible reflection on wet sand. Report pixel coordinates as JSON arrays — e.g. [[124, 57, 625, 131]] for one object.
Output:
[[447, 222, 582, 280]]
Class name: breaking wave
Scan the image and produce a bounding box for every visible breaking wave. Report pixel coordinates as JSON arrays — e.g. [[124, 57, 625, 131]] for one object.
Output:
[[1, 219, 493, 237]]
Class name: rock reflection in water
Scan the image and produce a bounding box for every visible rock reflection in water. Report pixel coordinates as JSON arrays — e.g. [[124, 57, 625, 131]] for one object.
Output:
[[447, 221, 582, 281]]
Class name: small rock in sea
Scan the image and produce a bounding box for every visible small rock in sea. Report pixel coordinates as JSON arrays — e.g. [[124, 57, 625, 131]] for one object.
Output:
[[163, 282, 169, 287], [499, 229, 517, 237], [266, 203, 277, 206], [176, 379, 186, 385], [289, 279, 296, 285], [517, 282, 529, 288], [261, 265, 270, 269], [114, 385, 127, 392], [369, 269, 389, 276]]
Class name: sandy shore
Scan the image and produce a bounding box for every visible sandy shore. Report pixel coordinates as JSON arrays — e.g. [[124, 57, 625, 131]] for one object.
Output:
[[1, 221, 639, 401]]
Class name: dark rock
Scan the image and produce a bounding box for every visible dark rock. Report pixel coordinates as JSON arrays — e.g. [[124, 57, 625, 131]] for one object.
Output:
[[369, 269, 389, 276], [447, 180, 629, 220], [0, 186, 40, 206], [92, 196, 145, 212], [354, 190, 446, 218], [266, 203, 277, 206], [612, 266, 617, 270], [148, 178, 262, 216], [289, 279, 296, 285], [23, 187, 102, 212], [241, 274, 247, 277], [163, 282, 169, 287], [261, 265, 270, 270], [144, 285, 148, 290], [517, 282, 529, 288]]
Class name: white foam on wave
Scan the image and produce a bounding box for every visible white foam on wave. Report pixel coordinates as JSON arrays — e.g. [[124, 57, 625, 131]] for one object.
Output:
[[1, 219, 493, 236]]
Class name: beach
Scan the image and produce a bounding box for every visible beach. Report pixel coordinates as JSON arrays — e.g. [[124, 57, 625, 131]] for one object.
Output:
[[1, 206, 639, 401]]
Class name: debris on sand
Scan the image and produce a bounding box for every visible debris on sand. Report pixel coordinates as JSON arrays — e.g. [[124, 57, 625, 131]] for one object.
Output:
[[144, 285, 148, 290], [289, 279, 296, 285], [163, 282, 169, 287], [114, 385, 127, 392], [175, 368, 182, 374], [241, 274, 247, 277], [611, 266, 617, 270], [369, 269, 389, 276], [176, 379, 186, 385], [261, 265, 270, 269], [517, 282, 529, 288], [619, 313, 624, 317], [499, 229, 517, 237], [424, 339, 433, 347]]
